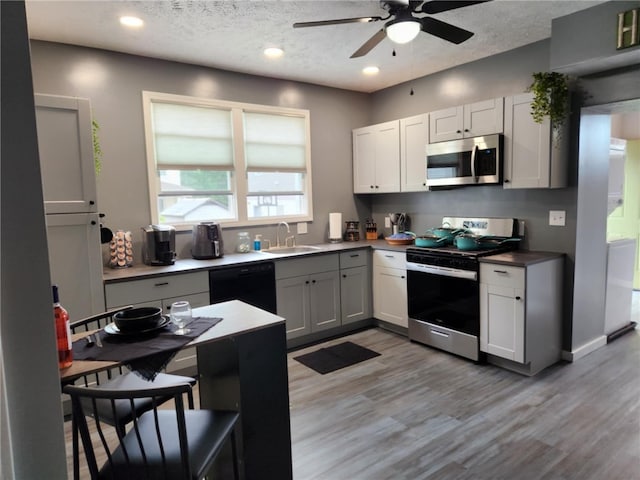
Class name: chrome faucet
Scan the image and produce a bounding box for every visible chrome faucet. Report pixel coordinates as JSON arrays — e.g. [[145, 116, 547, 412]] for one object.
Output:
[[276, 221, 290, 248]]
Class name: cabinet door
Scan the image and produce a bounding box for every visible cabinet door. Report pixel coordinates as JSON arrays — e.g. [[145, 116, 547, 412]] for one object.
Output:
[[373, 266, 407, 327], [340, 265, 371, 325], [277, 276, 311, 338], [400, 114, 429, 192], [429, 106, 464, 143], [503, 93, 552, 188], [374, 121, 401, 193], [353, 127, 377, 193], [310, 270, 341, 332], [480, 283, 525, 363], [45, 213, 104, 319], [464, 98, 504, 137], [35, 94, 97, 214]]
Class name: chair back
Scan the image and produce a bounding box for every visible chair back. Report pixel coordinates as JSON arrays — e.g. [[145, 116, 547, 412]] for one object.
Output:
[[63, 382, 194, 480]]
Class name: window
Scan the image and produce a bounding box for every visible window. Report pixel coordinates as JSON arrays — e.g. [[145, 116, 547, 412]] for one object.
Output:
[[142, 91, 312, 228]]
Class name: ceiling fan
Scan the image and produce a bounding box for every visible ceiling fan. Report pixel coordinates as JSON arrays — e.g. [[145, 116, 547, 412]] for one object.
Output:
[[293, 0, 491, 58]]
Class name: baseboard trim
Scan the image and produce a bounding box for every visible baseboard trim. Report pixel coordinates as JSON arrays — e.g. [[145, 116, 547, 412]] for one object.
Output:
[[561, 335, 608, 362]]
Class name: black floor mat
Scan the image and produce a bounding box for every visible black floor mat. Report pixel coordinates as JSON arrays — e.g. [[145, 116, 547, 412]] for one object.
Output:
[[293, 341, 380, 374]]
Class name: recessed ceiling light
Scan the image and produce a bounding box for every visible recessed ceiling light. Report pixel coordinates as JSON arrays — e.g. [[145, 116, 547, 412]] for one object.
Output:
[[362, 66, 380, 75], [264, 47, 284, 59], [120, 16, 144, 28]]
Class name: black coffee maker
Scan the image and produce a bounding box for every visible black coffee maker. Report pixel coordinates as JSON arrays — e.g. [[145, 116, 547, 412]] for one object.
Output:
[[142, 225, 176, 266]]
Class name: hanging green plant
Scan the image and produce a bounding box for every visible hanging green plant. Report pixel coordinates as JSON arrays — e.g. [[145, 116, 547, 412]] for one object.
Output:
[[527, 72, 570, 132], [92, 119, 103, 175]]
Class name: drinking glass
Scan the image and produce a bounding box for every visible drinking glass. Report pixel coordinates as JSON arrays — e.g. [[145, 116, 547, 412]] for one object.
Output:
[[170, 301, 192, 335]]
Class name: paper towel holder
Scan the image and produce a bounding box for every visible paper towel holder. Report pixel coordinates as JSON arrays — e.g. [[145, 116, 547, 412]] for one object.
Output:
[[329, 212, 343, 243]]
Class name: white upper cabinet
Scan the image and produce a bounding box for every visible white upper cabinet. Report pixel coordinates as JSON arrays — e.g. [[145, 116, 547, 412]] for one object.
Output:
[[35, 94, 97, 214], [503, 93, 568, 189], [353, 120, 400, 193], [400, 114, 429, 192], [429, 98, 504, 143]]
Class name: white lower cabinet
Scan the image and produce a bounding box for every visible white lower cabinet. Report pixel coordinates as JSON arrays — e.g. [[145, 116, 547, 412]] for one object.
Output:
[[372, 250, 408, 328], [276, 254, 341, 339], [104, 271, 210, 373], [479, 256, 563, 375]]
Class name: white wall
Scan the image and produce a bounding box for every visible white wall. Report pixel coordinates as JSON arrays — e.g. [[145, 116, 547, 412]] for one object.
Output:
[[1, 2, 68, 478]]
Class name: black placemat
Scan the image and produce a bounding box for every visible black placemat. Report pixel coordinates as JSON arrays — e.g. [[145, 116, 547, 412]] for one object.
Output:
[[293, 341, 380, 374], [72, 316, 222, 380]]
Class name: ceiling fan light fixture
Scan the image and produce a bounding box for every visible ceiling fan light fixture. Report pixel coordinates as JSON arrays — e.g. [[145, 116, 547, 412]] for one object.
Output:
[[385, 18, 421, 44], [362, 66, 380, 75]]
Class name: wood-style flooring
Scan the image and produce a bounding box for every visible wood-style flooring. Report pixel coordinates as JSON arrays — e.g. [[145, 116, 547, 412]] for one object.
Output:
[[287, 327, 640, 480], [65, 324, 640, 479]]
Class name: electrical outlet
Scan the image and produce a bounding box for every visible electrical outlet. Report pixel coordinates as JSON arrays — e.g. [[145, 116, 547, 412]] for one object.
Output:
[[384, 217, 391, 228], [518, 220, 525, 236], [297, 222, 308, 234], [549, 210, 566, 227]]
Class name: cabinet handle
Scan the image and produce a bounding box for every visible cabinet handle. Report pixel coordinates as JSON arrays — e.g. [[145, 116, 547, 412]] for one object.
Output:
[[385, 255, 395, 258], [370, 185, 374, 189], [401, 275, 405, 279], [89, 200, 95, 205], [464, 129, 469, 133], [91, 220, 97, 225], [350, 254, 359, 258], [154, 282, 169, 287], [311, 279, 316, 284], [375, 185, 379, 189], [342, 274, 347, 278], [504, 179, 510, 183], [456, 130, 462, 134], [305, 280, 310, 284], [515, 296, 522, 300], [493, 270, 508, 274]]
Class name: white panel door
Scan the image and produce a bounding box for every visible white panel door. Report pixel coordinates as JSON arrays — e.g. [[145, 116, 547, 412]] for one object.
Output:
[[374, 121, 401, 193], [480, 283, 525, 362], [400, 114, 429, 192], [45, 213, 104, 319]]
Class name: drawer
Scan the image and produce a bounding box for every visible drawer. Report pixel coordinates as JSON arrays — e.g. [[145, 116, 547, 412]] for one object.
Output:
[[340, 249, 369, 269], [480, 263, 525, 288], [105, 271, 209, 308], [373, 250, 406, 269], [276, 253, 339, 279]]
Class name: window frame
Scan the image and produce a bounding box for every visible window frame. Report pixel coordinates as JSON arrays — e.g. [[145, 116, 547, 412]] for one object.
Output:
[[142, 91, 313, 230]]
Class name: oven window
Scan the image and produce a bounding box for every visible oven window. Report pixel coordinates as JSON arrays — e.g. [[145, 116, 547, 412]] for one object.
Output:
[[426, 151, 472, 179], [407, 270, 479, 335]]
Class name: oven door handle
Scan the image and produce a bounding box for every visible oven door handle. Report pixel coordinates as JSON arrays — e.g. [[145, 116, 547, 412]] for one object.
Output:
[[407, 262, 477, 281]]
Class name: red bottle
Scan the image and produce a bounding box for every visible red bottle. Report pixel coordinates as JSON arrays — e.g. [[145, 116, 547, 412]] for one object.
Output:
[[53, 285, 73, 369]]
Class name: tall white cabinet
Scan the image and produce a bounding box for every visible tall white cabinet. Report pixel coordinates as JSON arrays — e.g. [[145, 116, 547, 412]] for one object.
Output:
[[353, 120, 400, 193], [503, 93, 568, 189], [35, 93, 105, 319]]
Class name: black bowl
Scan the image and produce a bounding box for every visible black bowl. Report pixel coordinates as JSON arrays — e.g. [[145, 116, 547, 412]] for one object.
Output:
[[113, 307, 163, 332]]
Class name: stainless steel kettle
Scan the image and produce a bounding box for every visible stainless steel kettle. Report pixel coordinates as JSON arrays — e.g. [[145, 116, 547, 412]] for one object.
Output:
[[191, 222, 224, 259]]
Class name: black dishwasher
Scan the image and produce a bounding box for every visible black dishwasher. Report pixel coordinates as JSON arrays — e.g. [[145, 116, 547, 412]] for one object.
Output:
[[209, 261, 277, 314]]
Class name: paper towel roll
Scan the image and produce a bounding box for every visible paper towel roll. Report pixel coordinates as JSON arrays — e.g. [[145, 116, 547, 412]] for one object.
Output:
[[329, 212, 342, 242]]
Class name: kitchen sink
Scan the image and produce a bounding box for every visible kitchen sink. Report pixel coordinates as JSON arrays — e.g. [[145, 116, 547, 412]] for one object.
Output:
[[260, 245, 323, 255]]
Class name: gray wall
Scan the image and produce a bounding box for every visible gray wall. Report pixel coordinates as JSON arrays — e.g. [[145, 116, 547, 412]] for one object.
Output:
[[1, 3, 68, 478], [30, 41, 371, 258]]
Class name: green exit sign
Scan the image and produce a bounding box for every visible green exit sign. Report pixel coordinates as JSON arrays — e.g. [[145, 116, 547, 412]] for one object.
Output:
[[617, 8, 639, 49]]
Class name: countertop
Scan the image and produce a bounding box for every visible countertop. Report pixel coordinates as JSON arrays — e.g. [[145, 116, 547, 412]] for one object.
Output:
[[103, 240, 410, 283], [103, 239, 564, 283], [479, 250, 564, 267]]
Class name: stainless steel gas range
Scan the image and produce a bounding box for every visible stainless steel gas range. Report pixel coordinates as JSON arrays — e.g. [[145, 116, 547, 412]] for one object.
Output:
[[407, 217, 520, 361]]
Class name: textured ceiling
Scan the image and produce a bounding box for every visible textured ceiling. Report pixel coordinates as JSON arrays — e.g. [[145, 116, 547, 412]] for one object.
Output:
[[25, 0, 608, 93]]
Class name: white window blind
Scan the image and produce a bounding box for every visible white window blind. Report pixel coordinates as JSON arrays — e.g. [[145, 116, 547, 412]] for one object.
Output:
[[152, 103, 233, 168], [244, 112, 307, 171]]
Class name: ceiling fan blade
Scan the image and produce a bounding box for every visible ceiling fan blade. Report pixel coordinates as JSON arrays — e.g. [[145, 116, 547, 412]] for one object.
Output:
[[420, 17, 474, 44], [293, 16, 382, 28], [420, 0, 491, 15], [350, 29, 387, 58]]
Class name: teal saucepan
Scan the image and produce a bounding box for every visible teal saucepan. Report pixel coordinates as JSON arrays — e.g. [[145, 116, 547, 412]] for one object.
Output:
[[415, 234, 449, 248]]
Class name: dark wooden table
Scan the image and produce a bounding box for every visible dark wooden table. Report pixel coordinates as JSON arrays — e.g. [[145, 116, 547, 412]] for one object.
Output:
[[61, 300, 293, 480]]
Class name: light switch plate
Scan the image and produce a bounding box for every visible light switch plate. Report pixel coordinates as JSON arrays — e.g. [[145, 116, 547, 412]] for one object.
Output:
[[384, 217, 391, 228], [549, 210, 566, 226], [297, 222, 308, 234]]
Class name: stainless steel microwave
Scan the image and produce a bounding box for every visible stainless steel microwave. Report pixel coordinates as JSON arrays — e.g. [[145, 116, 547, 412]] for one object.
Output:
[[426, 134, 503, 188]]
